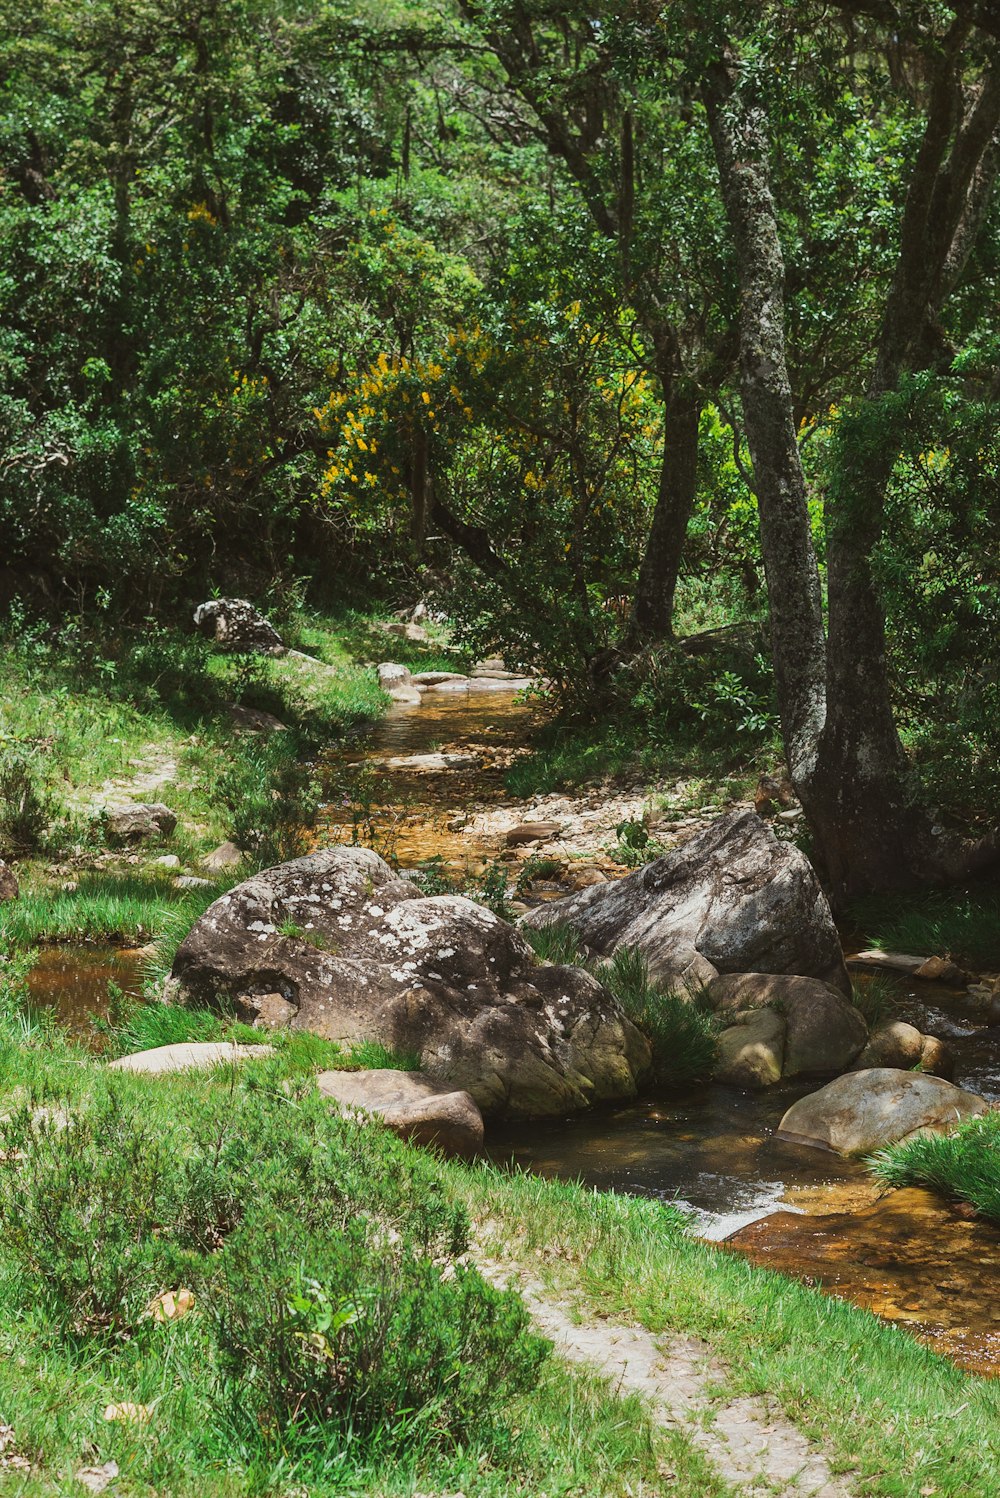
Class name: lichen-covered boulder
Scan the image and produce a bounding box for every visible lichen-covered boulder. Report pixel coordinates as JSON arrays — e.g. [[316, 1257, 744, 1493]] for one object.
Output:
[[192, 598, 285, 654], [776, 1069, 988, 1156], [170, 847, 650, 1119], [520, 810, 848, 995]]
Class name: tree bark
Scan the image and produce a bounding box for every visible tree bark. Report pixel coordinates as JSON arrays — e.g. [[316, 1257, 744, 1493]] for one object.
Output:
[[702, 60, 828, 785], [628, 377, 702, 643]]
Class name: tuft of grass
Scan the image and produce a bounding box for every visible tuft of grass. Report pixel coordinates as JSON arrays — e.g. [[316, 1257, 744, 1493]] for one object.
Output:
[[869, 1112, 1000, 1225], [524, 920, 589, 967], [346, 1039, 422, 1071], [0, 874, 232, 948], [595, 945, 718, 1087], [850, 972, 901, 1031], [851, 886, 1000, 970], [523, 926, 718, 1087]]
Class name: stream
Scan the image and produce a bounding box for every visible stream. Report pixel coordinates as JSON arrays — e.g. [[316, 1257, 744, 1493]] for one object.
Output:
[[30, 681, 1000, 1375]]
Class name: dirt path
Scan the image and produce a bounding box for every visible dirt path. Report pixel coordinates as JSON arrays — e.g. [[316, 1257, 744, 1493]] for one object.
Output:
[[479, 1262, 854, 1497]]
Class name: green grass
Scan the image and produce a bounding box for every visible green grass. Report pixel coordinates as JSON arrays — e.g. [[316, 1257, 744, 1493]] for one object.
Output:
[[850, 972, 902, 1030], [0, 873, 230, 948], [296, 605, 470, 675], [869, 1112, 1000, 1225], [850, 885, 1000, 969], [461, 1164, 1000, 1497], [523, 924, 718, 1087]]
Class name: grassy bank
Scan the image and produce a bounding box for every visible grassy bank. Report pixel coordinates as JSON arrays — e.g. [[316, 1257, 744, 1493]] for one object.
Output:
[[0, 949, 997, 1495], [850, 886, 1000, 970]]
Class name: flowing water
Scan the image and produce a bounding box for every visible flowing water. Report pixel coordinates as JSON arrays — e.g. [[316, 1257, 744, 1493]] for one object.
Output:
[[29, 683, 1000, 1372]]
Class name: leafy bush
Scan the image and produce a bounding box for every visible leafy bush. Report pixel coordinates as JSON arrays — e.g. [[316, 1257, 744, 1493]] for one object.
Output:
[[0, 1078, 546, 1453], [217, 736, 320, 869], [212, 1223, 546, 1450], [0, 749, 53, 855]]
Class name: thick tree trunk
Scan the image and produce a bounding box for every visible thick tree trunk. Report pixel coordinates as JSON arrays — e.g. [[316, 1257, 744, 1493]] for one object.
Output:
[[628, 377, 701, 643], [702, 63, 827, 786]]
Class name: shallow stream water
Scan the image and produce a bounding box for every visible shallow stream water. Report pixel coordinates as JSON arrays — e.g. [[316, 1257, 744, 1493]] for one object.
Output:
[[30, 683, 1000, 1373]]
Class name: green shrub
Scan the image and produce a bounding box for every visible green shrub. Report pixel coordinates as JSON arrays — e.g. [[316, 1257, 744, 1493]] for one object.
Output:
[[212, 1223, 547, 1451], [217, 736, 320, 869], [0, 750, 53, 855], [0, 1079, 545, 1454]]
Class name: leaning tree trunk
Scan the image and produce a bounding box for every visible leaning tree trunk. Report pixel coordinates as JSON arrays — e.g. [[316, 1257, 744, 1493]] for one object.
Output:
[[809, 27, 1000, 898], [628, 376, 702, 643]]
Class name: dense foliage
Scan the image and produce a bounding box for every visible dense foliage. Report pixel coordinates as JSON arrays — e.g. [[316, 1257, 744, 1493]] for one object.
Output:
[[3, 0, 1000, 885]]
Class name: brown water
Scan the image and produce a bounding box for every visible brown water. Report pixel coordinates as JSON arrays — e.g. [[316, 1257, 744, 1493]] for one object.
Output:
[[320, 684, 540, 870], [26, 944, 145, 1041]]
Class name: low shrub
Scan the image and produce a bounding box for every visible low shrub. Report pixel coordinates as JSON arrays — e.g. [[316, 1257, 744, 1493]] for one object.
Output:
[[0, 749, 54, 855], [0, 1078, 547, 1454], [217, 735, 320, 869]]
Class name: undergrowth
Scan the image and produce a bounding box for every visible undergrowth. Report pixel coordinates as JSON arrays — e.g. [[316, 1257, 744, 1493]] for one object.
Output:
[[851, 885, 1000, 969]]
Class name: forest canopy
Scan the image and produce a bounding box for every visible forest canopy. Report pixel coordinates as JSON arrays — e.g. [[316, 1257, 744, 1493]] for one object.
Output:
[[2, 0, 1000, 895]]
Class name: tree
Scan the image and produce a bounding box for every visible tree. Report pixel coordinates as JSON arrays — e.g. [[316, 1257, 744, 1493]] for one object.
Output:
[[701, 3, 1000, 897]]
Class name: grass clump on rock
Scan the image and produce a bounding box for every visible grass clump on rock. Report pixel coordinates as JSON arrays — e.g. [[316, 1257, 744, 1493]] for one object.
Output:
[[869, 1112, 1000, 1226], [524, 922, 718, 1087]]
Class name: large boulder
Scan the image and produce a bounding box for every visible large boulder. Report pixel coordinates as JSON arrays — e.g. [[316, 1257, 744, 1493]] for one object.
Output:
[[170, 847, 650, 1119], [709, 973, 866, 1079], [776, 1069, 988, 1156], [193, 598, 285, 654], [520, 810, 848, 995], [316, 1068, 484, 1158]]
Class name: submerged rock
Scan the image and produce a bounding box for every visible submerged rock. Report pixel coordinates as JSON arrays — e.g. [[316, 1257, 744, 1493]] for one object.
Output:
[[170, 846, 650, 1119], [520, 810, 848, 996], [776, 1068, 987, 1156], [316, 1068, 483, 1158]]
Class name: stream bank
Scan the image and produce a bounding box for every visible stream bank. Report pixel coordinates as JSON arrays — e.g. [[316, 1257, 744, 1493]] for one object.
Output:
[[329, 681, 1000, 1376]]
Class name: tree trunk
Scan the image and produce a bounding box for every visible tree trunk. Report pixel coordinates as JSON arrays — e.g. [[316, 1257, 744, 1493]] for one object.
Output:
[[702, 61, 827, 786], [628, 377, 701, 643]]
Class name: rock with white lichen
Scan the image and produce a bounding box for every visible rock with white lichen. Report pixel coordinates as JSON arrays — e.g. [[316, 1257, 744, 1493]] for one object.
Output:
[[170, 846, 650, 1119]]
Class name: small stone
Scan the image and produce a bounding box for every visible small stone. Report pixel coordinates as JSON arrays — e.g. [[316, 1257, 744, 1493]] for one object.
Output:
[[153, 854, 181, 869], [913, 955, 967, 986], [76, 1462, 119, 1494], [505, 821, 564, 847], [202, 840, 243, 874], [175, 875, 213, 890], [103, 802, 177, 844]]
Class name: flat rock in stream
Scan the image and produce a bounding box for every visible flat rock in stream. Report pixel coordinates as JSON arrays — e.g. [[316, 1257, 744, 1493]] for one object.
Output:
[[520, 810, 849, 996], [776, 1068, 987, 1156], [170, 846, 651, 1119]]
